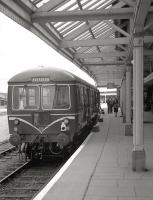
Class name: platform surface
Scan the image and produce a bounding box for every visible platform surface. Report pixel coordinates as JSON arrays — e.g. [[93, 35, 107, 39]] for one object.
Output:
[[34, 112, 153, 200]]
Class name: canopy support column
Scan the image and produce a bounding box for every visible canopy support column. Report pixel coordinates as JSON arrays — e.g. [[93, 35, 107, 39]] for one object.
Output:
[[132, 37, 146, 171], [125, 66, 132, 136], [122, 78, 126, 123]]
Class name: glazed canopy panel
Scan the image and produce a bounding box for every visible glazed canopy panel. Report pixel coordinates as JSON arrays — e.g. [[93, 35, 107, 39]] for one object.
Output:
[[1, 0, 153, 87]]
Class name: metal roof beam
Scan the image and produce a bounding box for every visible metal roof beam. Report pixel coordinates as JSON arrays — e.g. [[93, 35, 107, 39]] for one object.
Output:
[[0, 0, 31, 25], [95, 73, 124, 77], [105, 20, 130, 37], [84, 61, 125, 66], [75, 51, 127, 58], [117, 44, 127, 51], [97, 83, 120, 88], [60, 37, 130, 48], [32, 8, 134, 23], [17, 0, 37, 11], [95, 75, 123, 78], [134, 0, 152, 33], [119, 0, 135, 7]]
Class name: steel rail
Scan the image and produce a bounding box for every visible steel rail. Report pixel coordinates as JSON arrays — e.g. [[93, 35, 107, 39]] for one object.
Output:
[[0, 161, 31, 185]]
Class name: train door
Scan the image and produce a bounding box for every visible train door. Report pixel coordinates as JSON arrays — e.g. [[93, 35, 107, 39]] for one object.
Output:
[[88, 88, 92, 120], [85, 87, 90, 122], [90, 89, 94, 117], [76, 85, 84, 130]]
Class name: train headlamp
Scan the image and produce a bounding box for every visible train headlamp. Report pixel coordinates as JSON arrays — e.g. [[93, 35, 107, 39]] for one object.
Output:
[[61, 122, 67, 132], [14, 119, 20, 125], [63, 118, 69, 125], [9, 133, 21, 146], [57, 133, 69, 147]]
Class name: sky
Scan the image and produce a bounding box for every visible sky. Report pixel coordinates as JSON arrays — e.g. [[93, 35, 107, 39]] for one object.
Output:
[[0, 12, 96, 93]]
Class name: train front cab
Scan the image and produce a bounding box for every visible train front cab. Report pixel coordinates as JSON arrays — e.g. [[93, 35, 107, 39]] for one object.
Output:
[[7, 83, 77, 158], [7, 79, 99, 159]]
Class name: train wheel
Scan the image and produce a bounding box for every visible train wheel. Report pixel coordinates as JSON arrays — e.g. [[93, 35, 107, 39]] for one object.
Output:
[[62, 148, 70, 161], [24, 143, 33, 161], [72, 134, 79, 150]]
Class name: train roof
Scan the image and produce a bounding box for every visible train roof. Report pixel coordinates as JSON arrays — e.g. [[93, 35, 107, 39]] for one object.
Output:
[[8, 67, 96, 88]]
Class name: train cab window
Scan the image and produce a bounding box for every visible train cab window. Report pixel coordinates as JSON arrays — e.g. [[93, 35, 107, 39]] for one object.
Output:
[[42, 85, 70, 109], [13, 86, 39, 110], [27, 88, 39, 108]]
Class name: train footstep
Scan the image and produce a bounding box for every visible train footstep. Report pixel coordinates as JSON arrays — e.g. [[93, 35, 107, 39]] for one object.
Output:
[[92, 122, 100, 132]]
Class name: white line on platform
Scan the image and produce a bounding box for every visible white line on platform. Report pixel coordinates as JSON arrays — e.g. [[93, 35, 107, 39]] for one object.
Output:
[[33, 132, 93, 200]]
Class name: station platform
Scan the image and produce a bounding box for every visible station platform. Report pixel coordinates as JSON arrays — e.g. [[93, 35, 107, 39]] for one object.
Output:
[[33, 111, 153, 200]]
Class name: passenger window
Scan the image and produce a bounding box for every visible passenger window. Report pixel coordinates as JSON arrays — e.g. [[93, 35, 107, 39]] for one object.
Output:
[[80, 87, 84, 107], [76, 86, 80, 108], [76, 86, 84, 108], [83, 87, 87, 105]]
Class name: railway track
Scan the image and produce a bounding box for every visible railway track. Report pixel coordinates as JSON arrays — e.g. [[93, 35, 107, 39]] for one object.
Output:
[[0, 140, 28, 192], [0, 127, 92, 200], [0, 140, 16, 157], [0, 160, 63, 200], [0, 138, 67, 200], [0, 141, 62, 200]]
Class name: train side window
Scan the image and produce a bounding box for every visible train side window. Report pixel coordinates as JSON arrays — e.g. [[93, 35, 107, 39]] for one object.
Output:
[[83, 87, 87, 106], [90, 90, 93, 113], [76, 86, 81, 109], [86, 89, 89, 107], [80, 87, 84, 107]]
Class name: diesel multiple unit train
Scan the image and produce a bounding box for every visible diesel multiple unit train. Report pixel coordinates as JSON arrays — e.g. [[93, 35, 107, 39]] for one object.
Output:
[[7, 67, 100, 159]]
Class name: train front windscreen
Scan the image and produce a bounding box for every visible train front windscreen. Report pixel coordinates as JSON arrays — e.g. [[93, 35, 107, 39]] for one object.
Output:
[[12, 85, 70, 110]]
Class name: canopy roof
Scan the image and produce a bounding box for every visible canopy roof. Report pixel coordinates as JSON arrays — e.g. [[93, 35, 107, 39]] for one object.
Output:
[[1, 0, 153, 87]]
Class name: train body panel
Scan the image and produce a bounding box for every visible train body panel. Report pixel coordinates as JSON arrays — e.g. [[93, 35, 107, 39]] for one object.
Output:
[[7, 67, 100, 159]]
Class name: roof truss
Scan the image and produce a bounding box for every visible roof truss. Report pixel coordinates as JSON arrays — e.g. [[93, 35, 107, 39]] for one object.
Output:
[[1, 0, 153, 87], [32, 8, 134, 22]]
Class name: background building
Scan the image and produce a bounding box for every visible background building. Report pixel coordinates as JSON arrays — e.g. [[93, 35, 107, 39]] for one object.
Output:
[[0, 93, 7, 107]]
